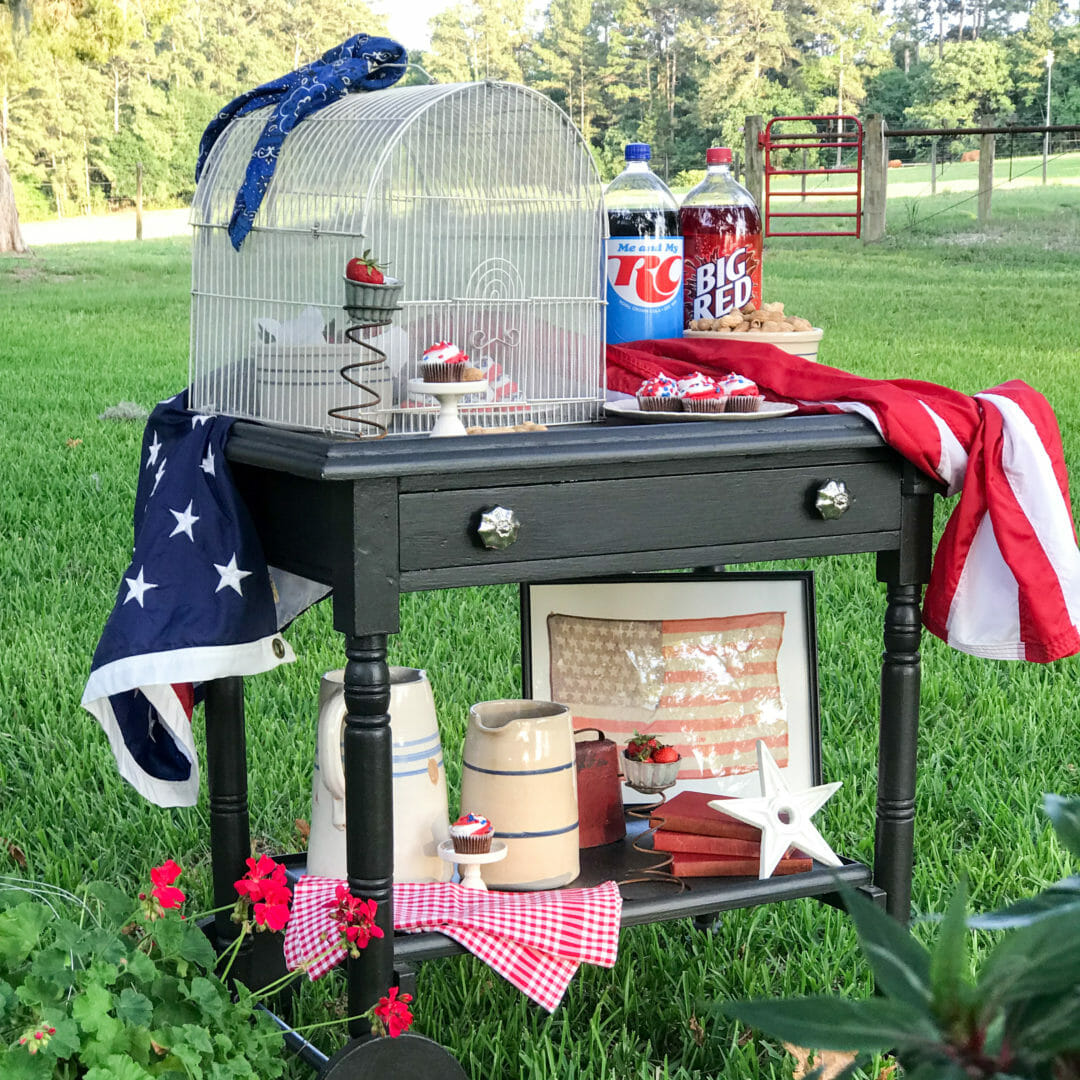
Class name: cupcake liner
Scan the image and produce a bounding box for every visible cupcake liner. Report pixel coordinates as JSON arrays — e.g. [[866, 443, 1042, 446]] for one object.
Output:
[[682, 398, 726, 413], [637, 395, 681, 412], [723, 395, 765, 413], [451, 834, 493, 854], [421, 362, 469, 384]]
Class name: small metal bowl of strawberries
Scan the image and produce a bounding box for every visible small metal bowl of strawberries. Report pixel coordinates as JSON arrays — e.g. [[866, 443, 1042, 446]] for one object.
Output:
[[343, 251, 403, 325], [622, 732, 681, 794]]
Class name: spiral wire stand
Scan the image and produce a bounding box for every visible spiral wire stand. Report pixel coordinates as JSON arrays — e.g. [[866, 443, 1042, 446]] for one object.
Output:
[[327, 278, 404, 438], [618, 789, 686, 893]]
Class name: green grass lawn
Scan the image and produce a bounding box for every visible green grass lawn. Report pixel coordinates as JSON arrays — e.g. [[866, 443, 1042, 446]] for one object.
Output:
[[2, 192, 1079, 1078]]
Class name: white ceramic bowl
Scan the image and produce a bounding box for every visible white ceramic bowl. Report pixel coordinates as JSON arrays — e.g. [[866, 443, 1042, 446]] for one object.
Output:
[[684, 326, 823, 363]]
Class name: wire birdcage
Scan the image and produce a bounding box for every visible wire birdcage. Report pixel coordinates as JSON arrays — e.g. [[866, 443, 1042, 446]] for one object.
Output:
[[189, 81, 607, 435]]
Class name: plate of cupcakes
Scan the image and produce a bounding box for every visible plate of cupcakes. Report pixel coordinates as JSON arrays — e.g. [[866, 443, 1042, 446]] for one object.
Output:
[[605, 371, 798, 423]]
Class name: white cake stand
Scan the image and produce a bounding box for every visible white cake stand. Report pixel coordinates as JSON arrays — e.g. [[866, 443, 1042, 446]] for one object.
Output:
[[408, 378, 489, 437], [437, 838, 507, 890]]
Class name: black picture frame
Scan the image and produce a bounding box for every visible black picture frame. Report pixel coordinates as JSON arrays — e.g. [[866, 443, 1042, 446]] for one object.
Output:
[[521, 571, 822, 798]]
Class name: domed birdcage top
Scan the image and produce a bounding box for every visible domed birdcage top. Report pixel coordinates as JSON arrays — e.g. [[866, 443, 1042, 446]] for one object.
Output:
[[189, 81, 607, 436]]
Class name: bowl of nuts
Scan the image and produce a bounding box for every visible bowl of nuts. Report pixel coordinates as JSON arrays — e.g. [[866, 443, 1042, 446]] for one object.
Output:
[[686, 303, 823, 363]]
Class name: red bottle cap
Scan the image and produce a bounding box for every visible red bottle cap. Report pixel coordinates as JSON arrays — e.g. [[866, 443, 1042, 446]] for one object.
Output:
[[706, 147, 732, 164]]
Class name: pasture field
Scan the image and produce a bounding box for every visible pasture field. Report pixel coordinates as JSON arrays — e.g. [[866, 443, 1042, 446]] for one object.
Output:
[[2, 192, 1079, 1078]]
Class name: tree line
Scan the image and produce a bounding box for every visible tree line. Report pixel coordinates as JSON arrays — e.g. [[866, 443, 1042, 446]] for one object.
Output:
[[1, 0, 1078, 225]]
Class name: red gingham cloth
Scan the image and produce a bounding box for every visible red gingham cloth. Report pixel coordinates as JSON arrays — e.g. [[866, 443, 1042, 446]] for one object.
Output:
[[282, 877, 622, 1012]]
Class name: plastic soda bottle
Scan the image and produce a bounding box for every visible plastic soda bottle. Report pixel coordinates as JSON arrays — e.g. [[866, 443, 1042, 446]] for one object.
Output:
[[604, 143, 684, 344], [679, 147, 762, 327]]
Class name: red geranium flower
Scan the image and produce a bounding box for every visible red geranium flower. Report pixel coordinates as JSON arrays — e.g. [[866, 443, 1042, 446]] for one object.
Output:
[[373, 986, 414, 1038], [149, 859, 185, 910], [235, 855, 291, 931], [325, 886, 383, 957]]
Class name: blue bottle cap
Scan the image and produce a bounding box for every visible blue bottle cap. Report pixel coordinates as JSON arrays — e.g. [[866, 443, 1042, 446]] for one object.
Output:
[[625, 143, 651, 162]]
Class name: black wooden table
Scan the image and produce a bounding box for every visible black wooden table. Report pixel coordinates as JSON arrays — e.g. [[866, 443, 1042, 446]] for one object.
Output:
[[205, 412, 936, 1055]]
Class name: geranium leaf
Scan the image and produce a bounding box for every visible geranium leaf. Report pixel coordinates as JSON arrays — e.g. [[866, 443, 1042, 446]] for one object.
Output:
[[72, 981, 114, 1033], [179, 1022, 215, 1054], [177, 924, 218, 971], [0, 902, 50, 967], [116, 986, 154, 1027], [186, 975, 227, 1022], [0, 978, 16, 1019], [839, 885, 932, 1013], [969, 877, 1080, 929], [1044, 795, 1080, 861], [41, 1015, 81, 1058], [84, 1054, 155, 1080], [85, 882, 137, 926], [171, 1035, 208, 1078], [930, 876, 972, 1020], [0, 1046, 53, 1079], [123, 947, 158, 983], [718, 996, 941, 1051]]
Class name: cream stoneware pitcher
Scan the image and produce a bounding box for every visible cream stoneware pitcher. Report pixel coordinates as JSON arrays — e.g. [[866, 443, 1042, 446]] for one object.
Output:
[[308, 667, 452, 883], [460, 699, 580, 889]]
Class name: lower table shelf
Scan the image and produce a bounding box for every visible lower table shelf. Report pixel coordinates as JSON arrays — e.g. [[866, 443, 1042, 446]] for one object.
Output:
[[281, 813, 872, 966]]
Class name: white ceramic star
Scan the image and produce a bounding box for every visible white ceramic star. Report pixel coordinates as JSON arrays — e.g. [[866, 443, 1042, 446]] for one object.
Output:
[[168, 500, 199, 541], [214, 553, 252, 596], [123, 566, 158, 608], [708, 740, 843, 879]]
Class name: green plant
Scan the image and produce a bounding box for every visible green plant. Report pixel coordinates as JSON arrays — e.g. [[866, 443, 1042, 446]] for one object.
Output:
[[0, 857, 410, 1078], [719, 794, 1080, 1080]]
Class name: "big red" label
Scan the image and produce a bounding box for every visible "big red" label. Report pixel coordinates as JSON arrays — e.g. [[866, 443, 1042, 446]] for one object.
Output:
[[680, 225, 762, 327], [605, 237, 684, 344]]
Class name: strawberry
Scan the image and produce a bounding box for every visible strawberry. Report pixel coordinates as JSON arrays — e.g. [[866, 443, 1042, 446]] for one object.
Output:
[[650, 746, 679, 764], [345, 250, 387, 285], [625, 731, 653, 761]]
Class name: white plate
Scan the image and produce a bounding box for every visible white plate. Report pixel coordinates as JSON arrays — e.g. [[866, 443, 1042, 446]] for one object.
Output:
[[605, 399, 799, 423]]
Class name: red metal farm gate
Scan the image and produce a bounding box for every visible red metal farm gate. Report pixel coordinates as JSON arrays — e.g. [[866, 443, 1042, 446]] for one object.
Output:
[[761, 115, 863, 237]]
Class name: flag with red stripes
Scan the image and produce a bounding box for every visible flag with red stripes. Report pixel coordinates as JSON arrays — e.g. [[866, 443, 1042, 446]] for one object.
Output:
[[548, 611, 787, 781], [608, 339, 1080, 663]]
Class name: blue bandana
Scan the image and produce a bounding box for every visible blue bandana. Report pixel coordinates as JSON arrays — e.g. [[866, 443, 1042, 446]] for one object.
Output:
[[196, 34, 407, 250]]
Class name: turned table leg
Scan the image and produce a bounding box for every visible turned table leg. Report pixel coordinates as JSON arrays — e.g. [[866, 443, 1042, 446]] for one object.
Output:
[[874, 582, 922, 924], [204, 677, 253, 978], [342, 634, 395, 1036]]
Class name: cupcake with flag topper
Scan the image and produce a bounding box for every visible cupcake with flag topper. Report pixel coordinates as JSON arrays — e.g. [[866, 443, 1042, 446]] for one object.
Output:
[[636, 373, 680, 412], [449, 812, 494, 854]]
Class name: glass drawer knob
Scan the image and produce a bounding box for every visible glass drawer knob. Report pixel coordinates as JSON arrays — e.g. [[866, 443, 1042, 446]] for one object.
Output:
[[815, 479, 853, 519], [477, 506, 520, 549]]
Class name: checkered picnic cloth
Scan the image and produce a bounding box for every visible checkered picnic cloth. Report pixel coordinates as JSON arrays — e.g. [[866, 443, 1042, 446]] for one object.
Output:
[[282, 877, 623, 1012]]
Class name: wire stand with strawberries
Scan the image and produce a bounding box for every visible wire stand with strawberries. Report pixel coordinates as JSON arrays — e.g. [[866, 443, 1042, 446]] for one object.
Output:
[[620, 734, 686, 893], [329, 252, 404, 438]]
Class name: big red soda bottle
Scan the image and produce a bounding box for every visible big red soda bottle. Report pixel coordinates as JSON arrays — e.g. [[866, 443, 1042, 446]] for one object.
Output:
[[604, 143, 683, 344], [680, 147, 762, 327]]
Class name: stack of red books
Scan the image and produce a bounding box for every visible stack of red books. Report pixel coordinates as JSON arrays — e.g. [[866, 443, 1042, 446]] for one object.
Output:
[[648, 790, 813, 878]]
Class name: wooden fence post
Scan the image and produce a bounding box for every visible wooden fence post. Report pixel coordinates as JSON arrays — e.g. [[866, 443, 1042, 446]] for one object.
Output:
[[863, 114, 888, 243], [136, 161, 143, 241], [744, 115, 764, 214], [930, 141, 937, 195], [977, 129, 995, 225]]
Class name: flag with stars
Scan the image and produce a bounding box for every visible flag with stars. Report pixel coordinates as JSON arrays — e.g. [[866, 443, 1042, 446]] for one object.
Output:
[[82, 393, 323, 807]]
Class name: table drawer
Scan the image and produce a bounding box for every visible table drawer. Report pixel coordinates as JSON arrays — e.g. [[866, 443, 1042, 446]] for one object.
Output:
[[398, 461, 901, 571]]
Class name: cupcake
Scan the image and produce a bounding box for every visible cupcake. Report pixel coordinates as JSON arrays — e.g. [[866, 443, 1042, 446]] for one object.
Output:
[[719, 373, 764, 413], [636, 374, 680, 412], [677, 372, 725, 413], [421, 341, 481, 383], [450, 812, 494, 854]]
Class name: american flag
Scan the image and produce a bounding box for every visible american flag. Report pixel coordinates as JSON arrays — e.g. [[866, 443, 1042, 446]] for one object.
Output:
[[608, 340, 1080, 664], [548, 611, 788, 780], [81, 393, 326, 806]]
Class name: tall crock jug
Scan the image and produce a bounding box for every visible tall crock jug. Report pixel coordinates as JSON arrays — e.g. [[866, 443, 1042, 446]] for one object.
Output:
[[460, 699, 580, 889], [308, 667, 453, 883]]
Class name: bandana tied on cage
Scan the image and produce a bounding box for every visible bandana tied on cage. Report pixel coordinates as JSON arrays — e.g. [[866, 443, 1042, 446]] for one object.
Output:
[[195, 33, 407, 250]]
